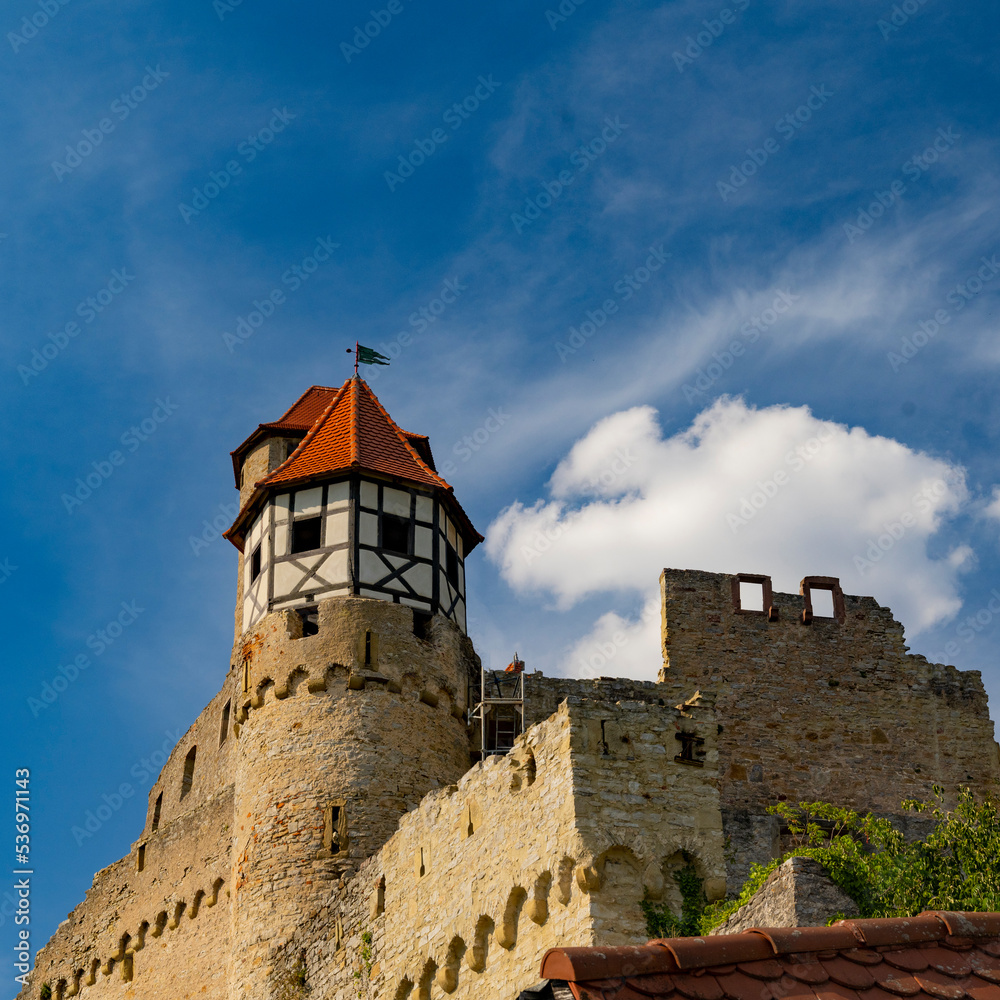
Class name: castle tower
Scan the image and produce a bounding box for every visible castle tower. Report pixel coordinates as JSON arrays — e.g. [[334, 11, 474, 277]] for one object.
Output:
[[223, 377, 482, 998]]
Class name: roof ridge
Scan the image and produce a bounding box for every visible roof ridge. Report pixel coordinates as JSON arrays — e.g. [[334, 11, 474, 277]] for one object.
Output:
[[355, 378, 451, 490]]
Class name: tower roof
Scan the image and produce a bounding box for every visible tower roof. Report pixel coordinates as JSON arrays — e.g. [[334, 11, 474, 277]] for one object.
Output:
[[225, 377, 482, 552]]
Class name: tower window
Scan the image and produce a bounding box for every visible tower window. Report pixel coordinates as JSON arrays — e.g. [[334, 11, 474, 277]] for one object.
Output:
[[413, 611, 432, 640], [291, 516, 321, 553], [151, 792, 162, 832], [382, 513, 410, 555], [137, 844, 146, 872], [296, 607, 319, 638], [180, 746, 197, 799], [364, 630, 372, 666], [249, 544, 262, 583], [219, 700, 231, 746], [323, 802, 346, 854], [674, 731, 705, 767], [446, 544, 459, 588]]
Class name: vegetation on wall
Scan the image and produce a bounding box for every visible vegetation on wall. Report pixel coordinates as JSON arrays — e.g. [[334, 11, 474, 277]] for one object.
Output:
[[702, 787, 1000, 934], [641, 852, 707, 939]]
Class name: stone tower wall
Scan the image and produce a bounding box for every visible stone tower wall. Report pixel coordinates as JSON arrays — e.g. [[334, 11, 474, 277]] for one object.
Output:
[[659, 567, 1000, 883], [228, 596, 479, 999]]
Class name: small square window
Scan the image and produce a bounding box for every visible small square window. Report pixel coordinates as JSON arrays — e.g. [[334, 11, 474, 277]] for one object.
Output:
[[445, 544, 459, 588], [291, 516, 321, 554], [250, 544, 262, 583], [297, 607, 319, 638], [382, 514, 409, 555]]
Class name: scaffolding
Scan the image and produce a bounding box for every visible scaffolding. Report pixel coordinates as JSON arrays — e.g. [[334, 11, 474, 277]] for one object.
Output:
[[473, 653, 526, 758]]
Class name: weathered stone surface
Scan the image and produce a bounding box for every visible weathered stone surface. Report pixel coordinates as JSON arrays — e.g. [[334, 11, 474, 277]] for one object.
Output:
[[712, 856, 858, 933]]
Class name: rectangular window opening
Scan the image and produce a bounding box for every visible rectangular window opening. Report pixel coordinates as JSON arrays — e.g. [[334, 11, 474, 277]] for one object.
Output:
[[249, 544, 262, 583], [811, 588, 836, 619], [137, 844, 145, 872], [364, 630, 372, 666], [291, 516, 322, 554], [739, 581, 765, 613], [674, 731, 706, 767], [151, 792, 162, 832], [296, 607, 319, 638], [412, 611, 432, 641], [323, 803, 345, 854], [220, 700, 231, 746], [446, 544, 459, 588], [382, 513, 410, 555]]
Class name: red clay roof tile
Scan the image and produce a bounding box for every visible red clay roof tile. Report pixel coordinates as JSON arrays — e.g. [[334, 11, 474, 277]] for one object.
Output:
[[541, 913, 1000, 1000]]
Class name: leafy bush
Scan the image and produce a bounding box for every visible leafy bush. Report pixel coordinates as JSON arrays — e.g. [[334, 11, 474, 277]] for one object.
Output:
[[701, 787, 1000, 934]]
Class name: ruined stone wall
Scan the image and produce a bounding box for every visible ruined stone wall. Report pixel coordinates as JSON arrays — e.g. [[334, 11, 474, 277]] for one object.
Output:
[[277, 695, 725, 1000], [659, 568, 1000, 884]]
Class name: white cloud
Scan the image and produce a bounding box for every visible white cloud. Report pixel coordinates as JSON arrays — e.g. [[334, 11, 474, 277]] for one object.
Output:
[[486, 398, 977, 677], [986, 487, 1000, 525]]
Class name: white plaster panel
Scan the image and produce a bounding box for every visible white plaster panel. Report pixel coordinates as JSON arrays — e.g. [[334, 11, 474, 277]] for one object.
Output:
[[456, 534, 464, 559], [274, 561, 308, 598], [274, 523, 289, 555], [326, 480, 350, 510], [294, 486, 323, 515], [399, 597, 431, 610], [447, 518, 457, 548], [415, 494, 433, 523], [360, 513, 378, 547], [383, 486, 410, 517], [359, 587, 385, 600], [360, 480, 378, 509], [403, 563, 433, 598], [315, 550, 349, 587], [382, 553, 407, 570], [383, 577, 408, 592], [325, 511, 349, 546], [275, 493, 291, 513], [359, 549, 385, 585], [458, 562, 464, 593], [456, 598, 466, 633], [414, 526, 432, 559]]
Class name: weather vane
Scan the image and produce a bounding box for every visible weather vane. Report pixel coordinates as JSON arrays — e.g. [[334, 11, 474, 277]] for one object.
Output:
[[346, 341, 391, 376]]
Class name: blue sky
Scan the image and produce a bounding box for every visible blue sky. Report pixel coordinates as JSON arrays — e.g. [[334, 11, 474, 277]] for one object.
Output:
[[3, 0, 1000, 986]]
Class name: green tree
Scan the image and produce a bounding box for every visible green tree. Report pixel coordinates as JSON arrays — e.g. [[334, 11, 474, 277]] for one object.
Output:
[[700, 787, 1000, 935]]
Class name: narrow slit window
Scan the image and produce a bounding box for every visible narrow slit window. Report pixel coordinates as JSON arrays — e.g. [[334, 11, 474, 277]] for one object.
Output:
[[180, 746, 197, 800], [151, 792, 162, 832], [249, 544, 262, 583], [323, 803, 345, 854], [291, 516, 321, 554], [364, 630, 372, 666], [219, 700, 231, 746], [136, 844, 145, 872], [446, 544, 459, 588], [382, 513, 410, 555]]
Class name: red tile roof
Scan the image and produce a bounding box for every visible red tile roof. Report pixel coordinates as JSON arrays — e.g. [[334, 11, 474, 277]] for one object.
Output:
[[538, 912, 1000, 1000], [225, 378, 483, 552], [260, 378, 451, 491]]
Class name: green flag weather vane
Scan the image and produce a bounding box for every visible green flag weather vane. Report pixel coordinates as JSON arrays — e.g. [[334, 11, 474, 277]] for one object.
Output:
[[348, 342, 390, 375]]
